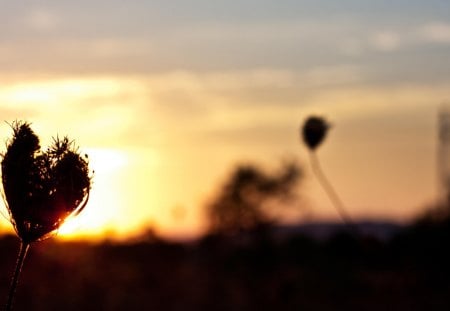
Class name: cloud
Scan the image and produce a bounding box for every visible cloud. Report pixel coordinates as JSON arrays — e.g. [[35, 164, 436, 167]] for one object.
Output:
[[418, 22, 450, 43], [0, 66, 448, 152], [23, 8, 60, 31], [299, 83, 450, 122], [0, 68, 329, 150], [0, 77, 148, 148], [369, 31, 402, 52]]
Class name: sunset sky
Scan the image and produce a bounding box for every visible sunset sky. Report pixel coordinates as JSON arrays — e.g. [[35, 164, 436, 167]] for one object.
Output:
[[0, 1, 449, 240]]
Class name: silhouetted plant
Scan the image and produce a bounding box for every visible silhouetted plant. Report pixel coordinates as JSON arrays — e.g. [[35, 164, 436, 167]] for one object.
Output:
[[1, 121, 91, 311], [207, 162, 301, 235], [301, 116, 356, 231], [302, 116, 329, 150]]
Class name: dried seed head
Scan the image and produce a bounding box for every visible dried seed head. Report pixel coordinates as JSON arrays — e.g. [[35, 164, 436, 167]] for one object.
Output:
[[1, 121, 91, 243], [302, 116, 329, 150]]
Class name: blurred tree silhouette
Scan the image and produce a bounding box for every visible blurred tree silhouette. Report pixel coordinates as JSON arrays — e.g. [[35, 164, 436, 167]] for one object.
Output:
[[206, 162, 301, 235]]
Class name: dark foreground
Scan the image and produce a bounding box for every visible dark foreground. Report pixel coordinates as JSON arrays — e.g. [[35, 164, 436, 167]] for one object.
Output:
[[0, 221, 449, 311]]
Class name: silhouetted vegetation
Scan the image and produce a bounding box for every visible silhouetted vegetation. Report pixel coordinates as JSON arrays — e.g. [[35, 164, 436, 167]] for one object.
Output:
[[206, 162, 301, 235], [1, 121, 91, 310], [302, 116, 330, 150], [2, 121, 91, 243], [1, 155, 449, 310], [0, 217, 449, 311], [302, 116, 357, 232]]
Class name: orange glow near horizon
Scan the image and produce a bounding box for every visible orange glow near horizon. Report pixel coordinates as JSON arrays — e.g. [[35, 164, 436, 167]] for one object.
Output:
[[0, 74, 447, 241]]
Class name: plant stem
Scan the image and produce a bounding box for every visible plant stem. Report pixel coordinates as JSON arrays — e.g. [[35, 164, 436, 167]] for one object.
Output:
[[5, 242, 30, 311], [309, 152, 359, 234]]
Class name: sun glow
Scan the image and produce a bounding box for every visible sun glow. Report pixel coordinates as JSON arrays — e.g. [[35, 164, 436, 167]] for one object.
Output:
[[57, 148, 129, 240], [0, 78, 134, 104]]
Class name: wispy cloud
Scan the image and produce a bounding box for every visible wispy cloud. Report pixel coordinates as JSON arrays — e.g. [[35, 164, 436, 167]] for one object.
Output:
[[22, 8, 61, 32], [0, 2, 448, 79], [369, 31, 402, 52], [418, 21, 450, 43]]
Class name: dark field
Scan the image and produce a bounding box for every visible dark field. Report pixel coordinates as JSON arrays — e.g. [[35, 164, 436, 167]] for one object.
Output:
[[1, 221, 449, 311]]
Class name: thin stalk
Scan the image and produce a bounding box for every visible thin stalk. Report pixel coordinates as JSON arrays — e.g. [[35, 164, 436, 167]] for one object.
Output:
[[5, 242, 30, 311], [309, 152, 359, 235]]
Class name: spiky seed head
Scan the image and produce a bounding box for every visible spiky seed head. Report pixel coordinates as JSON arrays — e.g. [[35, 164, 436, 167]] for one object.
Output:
[[1, 121, 91, 243], [302, 116, 329, 150]]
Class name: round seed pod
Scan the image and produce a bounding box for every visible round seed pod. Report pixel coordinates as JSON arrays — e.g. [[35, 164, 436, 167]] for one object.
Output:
[[1, 121, 91, 243], [302, 116, 329, 150]]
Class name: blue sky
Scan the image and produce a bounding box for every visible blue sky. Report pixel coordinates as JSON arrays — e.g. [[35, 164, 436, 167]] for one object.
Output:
[[0, 0, 449, 76]]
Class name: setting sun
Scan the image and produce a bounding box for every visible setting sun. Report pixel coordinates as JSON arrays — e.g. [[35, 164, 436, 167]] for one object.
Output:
[[57, 148, 129, 240]]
